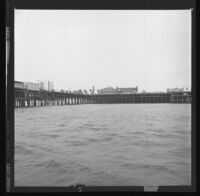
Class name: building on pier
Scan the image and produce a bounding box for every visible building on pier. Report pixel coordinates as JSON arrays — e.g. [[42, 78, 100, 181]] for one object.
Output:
[[15, 81, 25, 89], [48, 81, 54, 91], [99, 86, 138, 94], [98, 87, 117, 94], [25, 82, 40, 91], [116, 87, 138, 94], [167, 86, 191, 93], [43, 80, 54, 91], [39, 81, 45, 90], [167, 88, 184, 93], [38, 80, 54, 91]]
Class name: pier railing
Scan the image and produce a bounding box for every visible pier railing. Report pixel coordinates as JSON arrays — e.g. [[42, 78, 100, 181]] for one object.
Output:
[[14, 88, 191, 107]]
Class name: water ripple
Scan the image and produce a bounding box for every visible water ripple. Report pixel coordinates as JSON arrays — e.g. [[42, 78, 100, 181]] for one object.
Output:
[[15, 104, 191, 186]]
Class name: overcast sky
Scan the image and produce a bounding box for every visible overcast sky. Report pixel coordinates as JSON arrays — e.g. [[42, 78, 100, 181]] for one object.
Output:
[[15, 10, 191, 92]]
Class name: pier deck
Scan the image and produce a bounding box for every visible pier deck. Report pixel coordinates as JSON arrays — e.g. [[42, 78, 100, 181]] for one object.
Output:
[[15, 88, 191, 107]]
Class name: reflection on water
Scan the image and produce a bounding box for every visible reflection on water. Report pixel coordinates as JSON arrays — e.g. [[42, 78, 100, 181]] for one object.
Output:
[[15, 104, 191, 186]]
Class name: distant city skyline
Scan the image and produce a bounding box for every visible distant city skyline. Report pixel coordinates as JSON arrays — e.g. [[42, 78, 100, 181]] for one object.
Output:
[[15, 79, 191, 94], [15, 10, 191, 92]]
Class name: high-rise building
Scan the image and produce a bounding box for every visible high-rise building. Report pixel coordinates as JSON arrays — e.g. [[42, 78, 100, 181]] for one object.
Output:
[[39, 81, 45, 90], [40, 80, 54, 91], [48, 81, 54, 91]]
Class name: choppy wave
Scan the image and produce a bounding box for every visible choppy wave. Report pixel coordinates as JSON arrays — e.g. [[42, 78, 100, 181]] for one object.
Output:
[[15, 104, 191, 186]]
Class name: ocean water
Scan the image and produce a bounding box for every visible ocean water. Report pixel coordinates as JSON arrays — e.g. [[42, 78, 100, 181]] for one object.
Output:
[[15, 104, 191, 186]]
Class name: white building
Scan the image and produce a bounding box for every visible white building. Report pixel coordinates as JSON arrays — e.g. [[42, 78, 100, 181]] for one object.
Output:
[[99, 86, 138, 94], [116, 87, 138, 94], [167, 87, 191, 93], [39, 81, 45, 90], [48, 81, 54, 91], [98, 87, 116, 94], [15, 81, 24, 89], [167, 88, 184, 93], [25, 82, 40, 91], [44, 80, 49, 90], [40, 80, 54, 91]]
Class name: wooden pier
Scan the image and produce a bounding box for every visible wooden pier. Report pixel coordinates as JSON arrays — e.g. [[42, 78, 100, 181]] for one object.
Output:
[[15, 88, 191, 108]]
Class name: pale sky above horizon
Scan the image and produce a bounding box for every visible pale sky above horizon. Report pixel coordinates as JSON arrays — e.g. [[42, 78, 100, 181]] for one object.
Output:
[[15, 10, 191, 92]]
